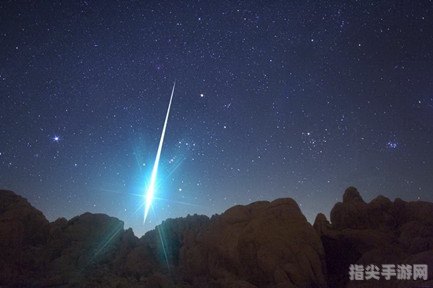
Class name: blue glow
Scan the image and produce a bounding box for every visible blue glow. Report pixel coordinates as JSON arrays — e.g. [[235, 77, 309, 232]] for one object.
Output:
[[143, 82, 176, 223]]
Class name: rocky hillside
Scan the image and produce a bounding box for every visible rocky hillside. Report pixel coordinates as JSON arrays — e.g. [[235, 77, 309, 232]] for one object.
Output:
[[0, 187, 432, 288]]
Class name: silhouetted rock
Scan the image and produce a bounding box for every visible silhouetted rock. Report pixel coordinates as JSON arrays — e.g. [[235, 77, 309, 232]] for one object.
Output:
[[1, 188, 433, 288], [342, 186, 365, 203], [319, 187, 433, 288], [0, 189, 50, 286], [174, 198, 327, 288], [42, 212, 125, 286], [313, 213, 331, 235]]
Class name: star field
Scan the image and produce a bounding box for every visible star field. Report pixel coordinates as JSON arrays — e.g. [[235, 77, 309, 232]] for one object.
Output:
[[1, 1, 433, 235]]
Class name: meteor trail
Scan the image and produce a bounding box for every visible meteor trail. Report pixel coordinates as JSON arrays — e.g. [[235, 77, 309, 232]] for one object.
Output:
[[144, 82, 176, 223]]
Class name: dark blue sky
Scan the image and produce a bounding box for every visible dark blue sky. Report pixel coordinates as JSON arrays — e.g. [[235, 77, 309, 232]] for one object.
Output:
[[1, 1, 432, 236]]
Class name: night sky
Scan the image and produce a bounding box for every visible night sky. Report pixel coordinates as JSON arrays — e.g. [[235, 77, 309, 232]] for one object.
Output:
[[1, 1, 433, 236]]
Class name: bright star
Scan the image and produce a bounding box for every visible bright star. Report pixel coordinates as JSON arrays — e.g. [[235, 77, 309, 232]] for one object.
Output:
[[53, 136, 60, 142]]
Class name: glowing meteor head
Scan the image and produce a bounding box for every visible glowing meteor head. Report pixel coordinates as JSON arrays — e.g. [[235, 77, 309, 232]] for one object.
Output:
[[144, 182, 155, 222]]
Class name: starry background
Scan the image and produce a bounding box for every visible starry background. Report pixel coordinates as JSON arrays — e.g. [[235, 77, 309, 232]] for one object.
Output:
[[1, 1, 432, 236]]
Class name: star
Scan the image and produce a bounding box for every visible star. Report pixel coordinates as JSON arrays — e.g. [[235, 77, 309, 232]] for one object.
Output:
[[1, 0, 432, 238], [386, 141, 398, 149]]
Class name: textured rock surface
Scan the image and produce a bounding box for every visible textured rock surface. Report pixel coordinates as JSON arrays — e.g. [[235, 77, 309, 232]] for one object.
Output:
[[42, 212, 125, 286], [174, 198, 327, 288], [316, 186, 433, 288], [1, 188, 433, 288], [0, 189, 326, 288]]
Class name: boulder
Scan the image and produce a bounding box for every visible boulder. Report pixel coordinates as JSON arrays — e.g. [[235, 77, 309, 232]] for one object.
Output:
[[3, 187, 433, 288], [176, 198, 327, 288], [319, 187, 433, 288], [43, 212, 125, 285], [0, 189, 50, 286]]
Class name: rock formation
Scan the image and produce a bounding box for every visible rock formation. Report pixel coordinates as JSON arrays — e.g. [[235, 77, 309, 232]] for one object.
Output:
[[0, 190, 50, 286], [1, 187, 433, 288], [314, 186, 433, 288], [136, 198, 327, 287]]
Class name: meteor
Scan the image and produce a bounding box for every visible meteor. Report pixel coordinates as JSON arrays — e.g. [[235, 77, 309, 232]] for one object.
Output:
[[143, 82, 176, 223]]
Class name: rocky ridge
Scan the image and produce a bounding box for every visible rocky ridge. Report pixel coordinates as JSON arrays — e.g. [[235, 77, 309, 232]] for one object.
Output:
[[1, 187, 432, 288]]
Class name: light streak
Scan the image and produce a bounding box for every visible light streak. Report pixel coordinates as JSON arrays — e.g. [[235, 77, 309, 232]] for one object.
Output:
[[143, 82, 176, 223]]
